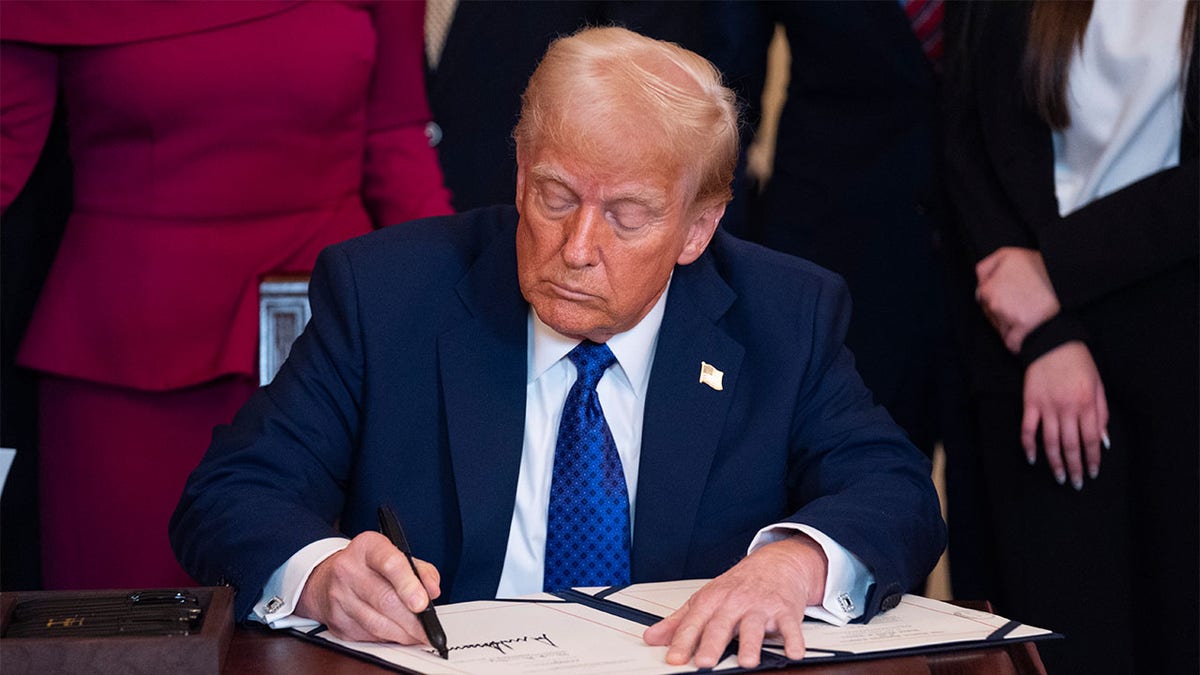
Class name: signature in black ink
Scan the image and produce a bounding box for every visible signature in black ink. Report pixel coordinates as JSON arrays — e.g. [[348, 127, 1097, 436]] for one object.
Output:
[[428, 632, 559, 655]]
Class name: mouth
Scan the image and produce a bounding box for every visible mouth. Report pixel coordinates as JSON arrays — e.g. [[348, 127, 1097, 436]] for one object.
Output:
[[546, 281, 596, 301]]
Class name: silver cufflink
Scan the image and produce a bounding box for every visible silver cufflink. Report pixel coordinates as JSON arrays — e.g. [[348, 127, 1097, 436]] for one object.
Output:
[[838, 593, 855, 614]]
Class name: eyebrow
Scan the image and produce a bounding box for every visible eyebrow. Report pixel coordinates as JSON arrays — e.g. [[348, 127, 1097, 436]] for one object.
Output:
[[530, 164, 568, 185], [529, 164, 576, 193], [530, 162, 668, 209]]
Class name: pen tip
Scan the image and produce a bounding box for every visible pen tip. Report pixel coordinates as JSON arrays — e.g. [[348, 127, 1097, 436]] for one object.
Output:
[[439, 648, 449, 660]]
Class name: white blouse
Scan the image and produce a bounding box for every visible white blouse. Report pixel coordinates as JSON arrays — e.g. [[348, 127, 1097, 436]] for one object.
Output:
[[1053, 0, 1188, 216]]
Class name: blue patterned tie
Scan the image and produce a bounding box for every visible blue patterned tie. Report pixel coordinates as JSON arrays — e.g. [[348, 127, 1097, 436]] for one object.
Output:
[[543, 340, 631, 591]]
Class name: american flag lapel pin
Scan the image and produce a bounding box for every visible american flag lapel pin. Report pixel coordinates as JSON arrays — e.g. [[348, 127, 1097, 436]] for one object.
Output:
[[699, 361, 724, 391]]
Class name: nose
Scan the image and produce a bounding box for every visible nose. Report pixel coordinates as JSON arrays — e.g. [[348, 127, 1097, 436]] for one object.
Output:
[[561, 205, 605, 268]]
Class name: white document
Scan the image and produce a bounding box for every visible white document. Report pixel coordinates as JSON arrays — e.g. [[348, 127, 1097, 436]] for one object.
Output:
[[785, 594, 1052, 657], [303, 599, 737, 674], [296, 580, 1055, 673], [593, 579, 705, 617], [599, 580, 1055, 659]]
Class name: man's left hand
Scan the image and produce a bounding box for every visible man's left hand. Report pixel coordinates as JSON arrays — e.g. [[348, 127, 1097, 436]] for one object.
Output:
[[642, 534, 827, 669]]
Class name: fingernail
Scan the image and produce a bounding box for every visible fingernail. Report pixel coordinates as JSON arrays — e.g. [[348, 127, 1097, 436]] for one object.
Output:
[[1054, 470, 1066, 485], [1101, 432, 1111, 450], [1072, 477, 1083, 491], [1025, 453, 1036, 466], [408, 592, 427, 609], [1088, 465, 1099, 480]]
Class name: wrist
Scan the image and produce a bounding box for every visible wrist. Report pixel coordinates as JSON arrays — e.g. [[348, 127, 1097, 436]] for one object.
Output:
[[762, 534, 828, 606], [1018, 312, 1089, 367], [294, 556, 331, 621]]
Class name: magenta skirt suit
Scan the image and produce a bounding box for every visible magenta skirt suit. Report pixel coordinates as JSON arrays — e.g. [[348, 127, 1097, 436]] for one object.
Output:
[[1, 1, 453, 589]]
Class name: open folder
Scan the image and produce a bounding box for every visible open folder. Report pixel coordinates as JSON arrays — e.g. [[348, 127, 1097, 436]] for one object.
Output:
[[288, 579, 1058, 674]]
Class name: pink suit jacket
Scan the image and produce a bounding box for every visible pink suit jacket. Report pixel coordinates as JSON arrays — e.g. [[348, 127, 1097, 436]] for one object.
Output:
[[1, 0, 452, 390]]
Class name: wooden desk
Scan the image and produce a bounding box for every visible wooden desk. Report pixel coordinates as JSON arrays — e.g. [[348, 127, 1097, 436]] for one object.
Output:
[[224, 602, 1048, 675]]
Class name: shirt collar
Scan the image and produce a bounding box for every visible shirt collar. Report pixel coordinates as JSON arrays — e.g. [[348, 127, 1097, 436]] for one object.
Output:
[[528, 277, 671, 401]]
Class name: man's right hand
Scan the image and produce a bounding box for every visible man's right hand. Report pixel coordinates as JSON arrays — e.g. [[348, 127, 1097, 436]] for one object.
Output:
[[294, 530, 442, 643]]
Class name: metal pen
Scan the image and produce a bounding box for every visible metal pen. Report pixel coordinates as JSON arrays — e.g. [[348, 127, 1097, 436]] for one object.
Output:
[[377, 505, 449, 659]]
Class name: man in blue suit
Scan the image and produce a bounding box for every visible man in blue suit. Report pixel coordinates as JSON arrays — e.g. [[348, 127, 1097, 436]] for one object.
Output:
[[171, 27, 944, 669]]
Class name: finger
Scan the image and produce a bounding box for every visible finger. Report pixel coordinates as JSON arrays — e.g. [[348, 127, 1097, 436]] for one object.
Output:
[[737, 614, 767, 669], [977, 297, 1005, 335], [413, 558, 442, 600], [1079, 401, 1102, 481], [987, 313, 1005, 338], [1003, 325, 1023, 354], [978, 295, 995, 320], [1099, 379, 1108, 429], [1020, 405, 1040, 465], [344, 598, 426, 644], [1099, 379, 1108, 456], [664, 617, 705, 666], [1041, 414, 1066, 486], [982, 306, 1007, 339], [1059, 415, 1084, 491], [328, 572, 424, 643], [655, 598, 709, 666], [366, 542, 429, 612], [975, 276, 992, 302], [976, 251, 1002, 282], [776, 612, 807, 661], [643, 604, 684, 646], [692, 612, 738, 669]]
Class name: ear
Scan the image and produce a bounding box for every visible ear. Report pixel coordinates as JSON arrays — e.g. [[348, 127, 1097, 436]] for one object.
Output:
[[676, 201, 725, 265], [514, 147, 528, 214]]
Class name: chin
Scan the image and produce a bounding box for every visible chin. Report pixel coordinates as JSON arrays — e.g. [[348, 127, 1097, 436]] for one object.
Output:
[[543, 316, 596, 341], [534, 301, 606, 341]]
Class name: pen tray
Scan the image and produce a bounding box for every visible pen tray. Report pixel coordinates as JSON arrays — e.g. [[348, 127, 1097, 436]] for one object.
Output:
[[0, 586, 233, 674]]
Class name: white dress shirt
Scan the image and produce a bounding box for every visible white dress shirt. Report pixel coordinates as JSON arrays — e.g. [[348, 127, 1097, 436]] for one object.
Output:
[[1052, 0, 1186, 216], [252, 281, 872, 628]]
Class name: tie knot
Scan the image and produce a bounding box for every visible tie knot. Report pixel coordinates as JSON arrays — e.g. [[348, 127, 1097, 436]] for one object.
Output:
[[567, 341, 615, 390]]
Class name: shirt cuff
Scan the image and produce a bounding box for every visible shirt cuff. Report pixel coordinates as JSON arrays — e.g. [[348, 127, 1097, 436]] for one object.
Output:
[[250, 536, 350, 629], [748, 523, 873, 626]]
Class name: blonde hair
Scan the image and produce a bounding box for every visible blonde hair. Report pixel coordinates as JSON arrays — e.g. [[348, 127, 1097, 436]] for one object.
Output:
[[513, 26, 739, 207]]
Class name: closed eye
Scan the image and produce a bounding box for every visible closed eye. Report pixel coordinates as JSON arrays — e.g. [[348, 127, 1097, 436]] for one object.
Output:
[[536, 182, 577, 216], [606, 199, 658, 232]]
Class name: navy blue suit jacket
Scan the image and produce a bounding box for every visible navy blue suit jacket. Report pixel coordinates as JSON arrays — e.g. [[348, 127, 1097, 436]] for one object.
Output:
[[171, 206, 945, 621]]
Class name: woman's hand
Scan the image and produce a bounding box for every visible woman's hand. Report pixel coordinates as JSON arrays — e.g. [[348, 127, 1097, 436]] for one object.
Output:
[[1022, 341, 1109, 489], [976, 247, 1060, 352]]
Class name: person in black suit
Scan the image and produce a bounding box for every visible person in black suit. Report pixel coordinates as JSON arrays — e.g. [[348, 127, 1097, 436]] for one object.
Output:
[[944, 3, 1198, 673], [749, 1, 948, 457]]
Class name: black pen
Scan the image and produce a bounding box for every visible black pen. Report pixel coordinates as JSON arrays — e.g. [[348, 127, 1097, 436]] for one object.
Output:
[[377, 505, 449, 659]]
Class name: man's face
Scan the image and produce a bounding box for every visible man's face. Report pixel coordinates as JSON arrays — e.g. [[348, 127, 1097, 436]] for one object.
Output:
[[514, 139, 722, 344]]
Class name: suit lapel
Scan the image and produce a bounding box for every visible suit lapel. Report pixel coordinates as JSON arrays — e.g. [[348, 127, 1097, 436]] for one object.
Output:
[[978, 6, 1061, 230], [438, 221, 529, 600], [632, 247, 744, 582]]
